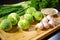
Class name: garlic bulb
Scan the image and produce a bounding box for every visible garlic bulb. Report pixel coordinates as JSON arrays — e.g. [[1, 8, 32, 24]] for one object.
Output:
[[35, 22, 44, 30]]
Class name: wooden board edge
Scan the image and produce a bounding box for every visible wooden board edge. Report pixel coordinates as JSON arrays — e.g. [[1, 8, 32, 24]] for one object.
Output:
[[31, 24, 60, 40]]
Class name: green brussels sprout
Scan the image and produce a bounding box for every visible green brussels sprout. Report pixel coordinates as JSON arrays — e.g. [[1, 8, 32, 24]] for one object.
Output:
[[33, 11, 44, 21], [24, 14, 34, 24], [0, 19, 12, 31], [19, 1, 31, 9], [8, 13, 20, 25], [18, 19, 30, 30], [25, 7, 36, 15]]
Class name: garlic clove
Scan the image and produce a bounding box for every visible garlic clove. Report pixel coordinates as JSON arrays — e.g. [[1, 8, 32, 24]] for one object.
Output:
[[48, 19, 56, 27], [42, 17, 49, 23], [35, 22, 44, 30], [43, 22, 50, 29], [46, 15, 53, 20]]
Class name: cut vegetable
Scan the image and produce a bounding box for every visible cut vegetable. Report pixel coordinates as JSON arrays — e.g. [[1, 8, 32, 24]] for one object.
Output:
[[8, 13, 20, 25], [24, 14, 34, 24], [25, 7, 36, 15], [33, 11, 44, 21], [18, 19, 30, 30], [0, 19, 12, 31]]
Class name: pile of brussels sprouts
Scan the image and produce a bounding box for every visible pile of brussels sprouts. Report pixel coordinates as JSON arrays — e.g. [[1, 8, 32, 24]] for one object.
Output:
[[0, 7, 44, 31]]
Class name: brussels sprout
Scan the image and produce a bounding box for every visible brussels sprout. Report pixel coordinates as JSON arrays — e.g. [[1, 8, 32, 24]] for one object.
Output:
[[24, 14, 34, 23], [0, 19, 12, 31], [18, 19, 30, 30], [25, 7, 36, 15], [33, 11, 44, 21], [8, 13, 20, 25], [19, 1, 31, 9]]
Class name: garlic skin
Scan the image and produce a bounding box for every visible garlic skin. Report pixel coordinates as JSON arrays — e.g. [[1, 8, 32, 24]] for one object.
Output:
[[43, 22, 50, 29], [35, 22, 44, 30], [35, 14, 57, 30], [42, 17, 50, 29], [42, 17, 48, 23], [46, 15, 53, 20], [48, 19, 56, 27]]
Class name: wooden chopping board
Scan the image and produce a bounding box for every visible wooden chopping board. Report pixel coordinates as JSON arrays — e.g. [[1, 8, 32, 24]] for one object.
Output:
[[0, 14, 60, 40]]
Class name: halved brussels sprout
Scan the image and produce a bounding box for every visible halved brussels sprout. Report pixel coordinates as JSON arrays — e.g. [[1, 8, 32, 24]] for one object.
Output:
[[0, 19, 12, 31], [18, 19, 30, 30], [8, 13, 20, 25], [24, 14, 34, 24], [25, 7, 36, 15], [33, 11, 44, 21]]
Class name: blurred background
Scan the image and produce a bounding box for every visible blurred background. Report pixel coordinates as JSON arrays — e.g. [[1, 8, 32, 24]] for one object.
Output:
[[0, 0, 60, 11], [0, 0, 28, 4]]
